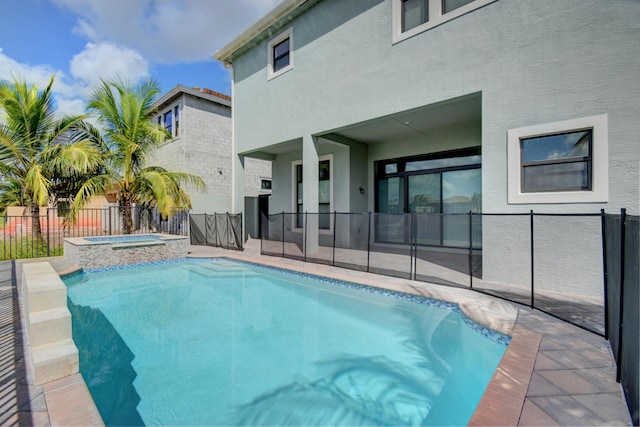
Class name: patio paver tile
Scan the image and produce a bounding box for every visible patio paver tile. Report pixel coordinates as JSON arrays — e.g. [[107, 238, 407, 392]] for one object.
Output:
[[572, 393, 633, 426], [526, 372, 566, 397], [518, 398, 559, 426], [529, 395, 605, 426], [538, 370, 599, 394]]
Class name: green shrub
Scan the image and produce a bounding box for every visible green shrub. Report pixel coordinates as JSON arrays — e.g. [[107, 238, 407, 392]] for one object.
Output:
[[0, 237, 63, 261]]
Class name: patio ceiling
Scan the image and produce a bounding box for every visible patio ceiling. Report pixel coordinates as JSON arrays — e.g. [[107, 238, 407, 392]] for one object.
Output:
[[325, 92, 481, 145], [243, 92, 481, 158]]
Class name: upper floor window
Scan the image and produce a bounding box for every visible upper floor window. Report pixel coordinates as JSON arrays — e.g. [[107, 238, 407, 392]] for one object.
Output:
[[158, 105, 180, 139], [268, 27, 293, 80], [507, 114, 608, 204], [393, 0, 497, 44], [402, 0, 428, 32], [174, 106, 180, 137], [163, 110, 173, 136]]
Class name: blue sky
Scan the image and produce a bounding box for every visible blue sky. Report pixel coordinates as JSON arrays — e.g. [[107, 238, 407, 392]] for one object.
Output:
[[0, 0, 279, 116]]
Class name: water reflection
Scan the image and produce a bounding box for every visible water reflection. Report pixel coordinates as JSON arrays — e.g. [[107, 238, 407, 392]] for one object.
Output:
[[68, 299, 144, 426], [232, 311, 462, 426]]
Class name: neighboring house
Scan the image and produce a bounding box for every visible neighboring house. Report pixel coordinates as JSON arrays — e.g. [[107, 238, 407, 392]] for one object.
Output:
[[214, 0, 639, 292], [151, 85, 271, 215]]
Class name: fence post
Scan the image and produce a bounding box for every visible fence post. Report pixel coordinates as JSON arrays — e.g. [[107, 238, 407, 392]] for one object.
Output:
[[108, 206, 112, 236], [409, 213, 414, 280], [530, 209, 535, 309], [367, 212, 371, 273], [282, 211, 285, 258], [332, 211, 337, 266], [304, 212, 308, 263], [616, 208, 626, 382], [412, 212, 417, 281], [47, 208, 51, 257], [600, 208, 609, 340], [468, 210, 473, 289], [227, 212, 231, 250], [240, 212, 243, 250]]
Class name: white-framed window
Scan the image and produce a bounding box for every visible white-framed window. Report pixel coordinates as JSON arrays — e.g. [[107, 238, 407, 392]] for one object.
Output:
[[158, 104, 180, 139], [392, 0, 496, 44], [507, 114, 608, 204], [267, 27, 293, 80], [292, 155, 333, 230], [260, 179, 272, 191]]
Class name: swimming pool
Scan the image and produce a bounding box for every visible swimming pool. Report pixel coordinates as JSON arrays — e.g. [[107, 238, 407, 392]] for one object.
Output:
[[64, 258, 509, 426]]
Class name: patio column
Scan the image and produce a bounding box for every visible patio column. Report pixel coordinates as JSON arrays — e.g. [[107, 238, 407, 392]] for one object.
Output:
[[303, 134, 319, 255], [232, 153, 245, 214]]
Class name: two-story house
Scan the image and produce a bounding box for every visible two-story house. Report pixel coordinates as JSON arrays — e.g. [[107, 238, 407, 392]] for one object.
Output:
[[214, 0, 639, 293], [151, 85, 271, 216]]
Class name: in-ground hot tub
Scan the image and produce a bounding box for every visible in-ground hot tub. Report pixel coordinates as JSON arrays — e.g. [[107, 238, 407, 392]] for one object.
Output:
[[63, 234, 189, 269]]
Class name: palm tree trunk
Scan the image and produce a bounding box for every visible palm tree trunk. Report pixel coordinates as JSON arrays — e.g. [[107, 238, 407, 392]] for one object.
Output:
[[30, 202, 42, 239], [119, 198, 133, 235]]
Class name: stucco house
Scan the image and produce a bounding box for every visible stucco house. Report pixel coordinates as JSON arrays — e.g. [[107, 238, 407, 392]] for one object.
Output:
[[151, 85, 271, 215], [213, 0, 639, 293]]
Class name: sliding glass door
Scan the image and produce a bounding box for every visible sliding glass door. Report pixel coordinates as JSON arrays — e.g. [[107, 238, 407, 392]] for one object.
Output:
[[375, 148, 481, 248]]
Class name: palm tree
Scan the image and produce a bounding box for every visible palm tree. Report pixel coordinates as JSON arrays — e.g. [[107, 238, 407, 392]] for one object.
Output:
[[79, 78, 205, 234], [0, 75, 105, 238]]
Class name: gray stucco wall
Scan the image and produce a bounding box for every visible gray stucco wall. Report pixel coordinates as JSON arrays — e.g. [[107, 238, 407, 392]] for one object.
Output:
[[229, 0, 639, 291]]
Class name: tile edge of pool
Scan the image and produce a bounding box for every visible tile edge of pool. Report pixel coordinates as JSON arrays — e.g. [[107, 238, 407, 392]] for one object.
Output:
[[62, 256, 513, 345]]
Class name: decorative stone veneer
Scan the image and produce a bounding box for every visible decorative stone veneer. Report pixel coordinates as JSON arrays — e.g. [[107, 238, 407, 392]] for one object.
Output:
[[63, 234, 189, 269]]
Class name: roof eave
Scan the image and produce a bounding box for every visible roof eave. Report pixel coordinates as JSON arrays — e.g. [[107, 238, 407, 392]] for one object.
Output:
[[213, 0, 308, 64], [152, 85, 232, 110]]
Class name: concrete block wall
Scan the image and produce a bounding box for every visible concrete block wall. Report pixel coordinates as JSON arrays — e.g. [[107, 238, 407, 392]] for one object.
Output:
[[244, 158, 272, 197]]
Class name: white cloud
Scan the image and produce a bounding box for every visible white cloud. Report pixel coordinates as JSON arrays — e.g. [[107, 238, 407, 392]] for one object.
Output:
[[0, 47, 75, 97], [56, 97, 88, 117], [70, 42, 149, 88], [50, 0, 282, 64], [0, 47, 87, 117]]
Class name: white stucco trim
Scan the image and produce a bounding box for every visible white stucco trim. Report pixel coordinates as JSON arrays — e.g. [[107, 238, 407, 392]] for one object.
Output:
[[507, 114, 609, 204], [268, 27, 294, 80], [213, 0, 305, 64], [392, 0, 497, 44]]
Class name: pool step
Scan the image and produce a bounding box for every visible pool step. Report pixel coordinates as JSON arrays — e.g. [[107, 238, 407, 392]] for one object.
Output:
[[22, 262, 67, 312], [31, 339, 79, 385], [22, 261, 80, 385], [29, 307, 72, 347], [181, 263, 260, 278]]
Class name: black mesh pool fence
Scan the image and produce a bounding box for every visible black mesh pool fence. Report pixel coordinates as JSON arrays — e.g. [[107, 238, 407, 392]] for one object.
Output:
[[188, 213, 243, 250]]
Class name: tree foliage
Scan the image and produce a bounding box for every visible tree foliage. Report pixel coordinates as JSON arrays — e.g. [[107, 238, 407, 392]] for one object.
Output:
[[0, 75, 104, 235]]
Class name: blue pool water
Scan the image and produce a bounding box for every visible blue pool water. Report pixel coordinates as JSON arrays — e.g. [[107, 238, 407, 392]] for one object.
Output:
[[64, 259, 509, 426]]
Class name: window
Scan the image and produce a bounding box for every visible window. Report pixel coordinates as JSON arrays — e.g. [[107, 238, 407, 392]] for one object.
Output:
[[520, 130, 592, 193], [443, 0, 474, 14], [273, 39, 290, 72], [158, 105, 180, 139], [261, 179, 272, 190], [268, 27, 293, 80], [163, 110, 172, 136], [376, 148, 482, 247], [507, 114, 608, 204], [402, 0, 428, 32], [174, 106, 180, 137], [293, 156, 333, 230], [392, 0, 497, 43]]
